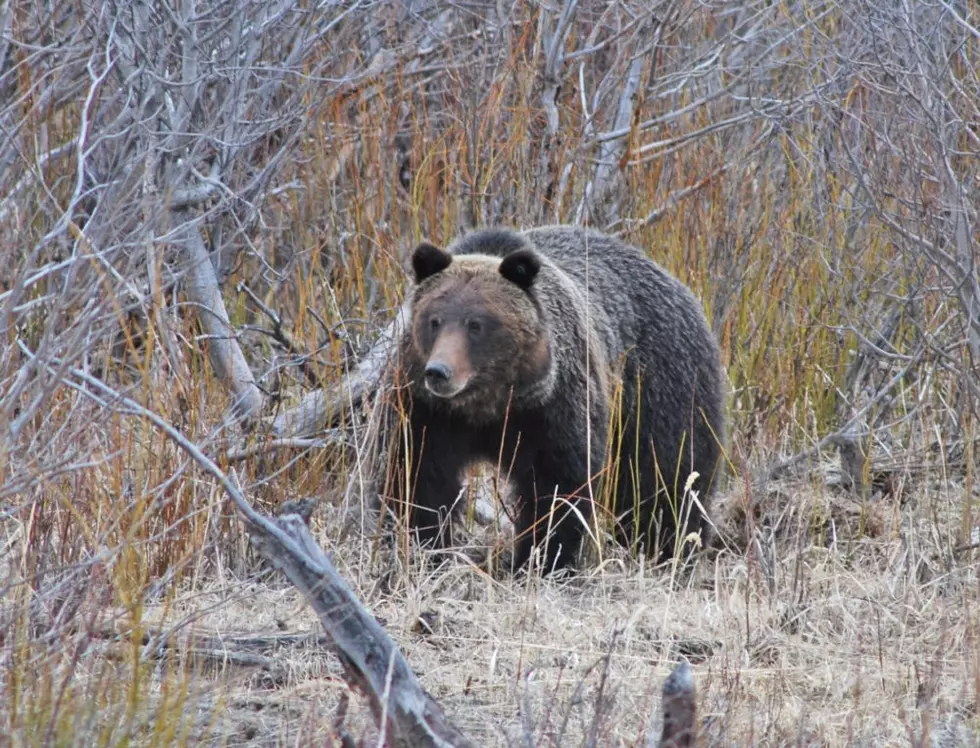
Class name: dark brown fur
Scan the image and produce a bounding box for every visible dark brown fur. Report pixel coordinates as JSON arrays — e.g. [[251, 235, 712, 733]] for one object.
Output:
[[381, 227, 725, 572]]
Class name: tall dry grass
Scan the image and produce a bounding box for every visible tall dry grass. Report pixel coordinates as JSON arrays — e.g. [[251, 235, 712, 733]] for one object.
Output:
[[1, 1, 978, 745]]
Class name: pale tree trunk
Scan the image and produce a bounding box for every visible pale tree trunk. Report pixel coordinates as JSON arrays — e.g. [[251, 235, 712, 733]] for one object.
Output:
[[580, 40, 648, 226], [177, 215, 265, 421]]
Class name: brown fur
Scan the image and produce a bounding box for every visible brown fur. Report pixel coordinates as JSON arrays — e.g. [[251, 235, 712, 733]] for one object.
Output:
[[406, 257, 550, 423], [381, 227, 726, 573]]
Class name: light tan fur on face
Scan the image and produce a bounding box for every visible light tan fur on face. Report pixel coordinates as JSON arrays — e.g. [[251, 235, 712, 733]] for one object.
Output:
[[407, 253, 554, 419], [425, 328, 474, 397]]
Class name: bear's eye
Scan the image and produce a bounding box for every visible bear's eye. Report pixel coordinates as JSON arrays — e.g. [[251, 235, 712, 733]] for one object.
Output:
[[466, 319, 483, 336], [429, 317, 442, 332]]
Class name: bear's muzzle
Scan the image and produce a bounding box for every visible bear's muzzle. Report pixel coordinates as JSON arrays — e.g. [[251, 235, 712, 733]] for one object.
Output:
[[422, 360, 469, 398], [423, 361, 453, 393], [423, 329, 473, 398]]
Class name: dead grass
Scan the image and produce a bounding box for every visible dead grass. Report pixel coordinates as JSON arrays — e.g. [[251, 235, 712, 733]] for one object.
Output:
[[3, 2, 979, 745], [7, 464, 976, 746], [307, 470, 977, 745]]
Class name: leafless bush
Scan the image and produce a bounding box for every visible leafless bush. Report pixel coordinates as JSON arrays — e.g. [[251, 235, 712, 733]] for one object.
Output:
[[2, 0, 978, 743]]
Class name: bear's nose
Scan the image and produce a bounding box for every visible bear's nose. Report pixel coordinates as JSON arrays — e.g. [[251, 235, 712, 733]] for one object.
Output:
[[424, 361, 452, 388]]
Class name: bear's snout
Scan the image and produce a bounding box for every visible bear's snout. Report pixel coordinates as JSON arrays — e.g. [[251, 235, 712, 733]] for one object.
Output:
[[423, 358, 469, 397], [422, 329, 473, 398], [424, 361, 452, 391]]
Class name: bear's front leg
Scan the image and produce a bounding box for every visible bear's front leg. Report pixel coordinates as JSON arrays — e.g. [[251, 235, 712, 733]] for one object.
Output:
[[511, 448, 596, 574], [398, 415, 468, 555]]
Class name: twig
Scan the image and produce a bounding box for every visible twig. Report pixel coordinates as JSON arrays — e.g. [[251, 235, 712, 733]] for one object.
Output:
[[616, 161, 733, 233], [220, 435, 349, 463], [238, 280, 323, 389], [766, 352, 924, 482], [271, 303, 409, 438]]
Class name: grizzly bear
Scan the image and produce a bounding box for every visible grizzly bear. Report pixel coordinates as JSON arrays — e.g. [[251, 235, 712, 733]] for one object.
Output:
[[380, 226, 725, 572]]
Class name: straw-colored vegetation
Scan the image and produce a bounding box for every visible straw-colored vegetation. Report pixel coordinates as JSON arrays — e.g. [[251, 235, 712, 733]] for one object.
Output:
[[2, 1, 978, 745]]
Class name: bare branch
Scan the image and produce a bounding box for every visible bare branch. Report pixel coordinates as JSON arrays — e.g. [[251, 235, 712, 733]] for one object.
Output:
[[580, 38, 649, 225], [175, 215, 265, 420], [271, 304, 409, 438]]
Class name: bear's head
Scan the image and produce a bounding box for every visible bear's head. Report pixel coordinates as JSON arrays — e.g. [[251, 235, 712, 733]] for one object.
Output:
[[407, 241, 552, 416]]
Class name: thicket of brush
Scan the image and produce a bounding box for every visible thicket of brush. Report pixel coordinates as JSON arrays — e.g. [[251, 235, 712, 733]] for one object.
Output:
[[2, 1, 978, 745]]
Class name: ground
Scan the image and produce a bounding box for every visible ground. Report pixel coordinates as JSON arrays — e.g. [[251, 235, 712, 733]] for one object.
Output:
[[112, 466, 979, 747]]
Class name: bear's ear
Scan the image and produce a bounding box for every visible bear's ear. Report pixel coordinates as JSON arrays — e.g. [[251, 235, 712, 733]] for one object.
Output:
[[499, 249, 540, 290], [412, 242, 452, 282]]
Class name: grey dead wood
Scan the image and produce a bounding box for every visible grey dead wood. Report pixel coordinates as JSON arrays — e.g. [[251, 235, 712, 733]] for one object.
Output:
[[178, 214, 265, 421], [658, 661, 697, 748], [580, 24, 650, 227], [250, 512, 477, 748], [763, 352, 924, 487], [95, 623, 334, 672], [536, 0, 578, 217], [271, 304, 408, 438]]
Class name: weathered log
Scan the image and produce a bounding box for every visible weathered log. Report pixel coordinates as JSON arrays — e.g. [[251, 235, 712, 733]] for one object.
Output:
[[251, 511, 477, 748], [658, 660, 697, 748]]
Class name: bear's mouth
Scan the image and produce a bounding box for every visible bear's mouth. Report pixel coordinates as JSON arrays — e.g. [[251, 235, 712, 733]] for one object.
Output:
[[423, 376, 469, 399]]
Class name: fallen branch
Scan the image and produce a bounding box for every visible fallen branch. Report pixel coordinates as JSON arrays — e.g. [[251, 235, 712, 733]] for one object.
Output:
[[252, 512, 477, 748], [97, 639, 277, 673], [271, 303, 408, 438], [59, 362, 475, 748], [97, 623, 334, 655]]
